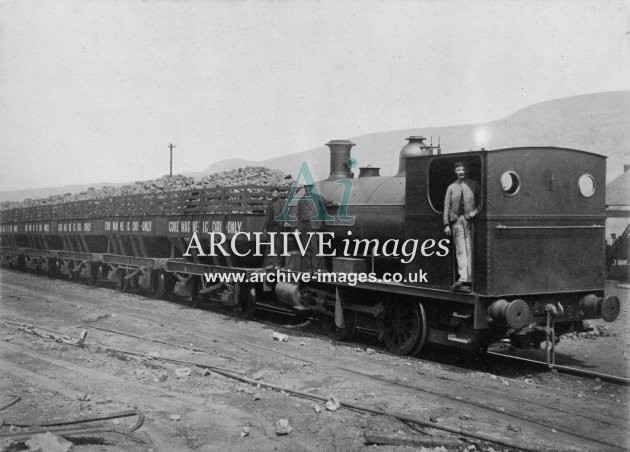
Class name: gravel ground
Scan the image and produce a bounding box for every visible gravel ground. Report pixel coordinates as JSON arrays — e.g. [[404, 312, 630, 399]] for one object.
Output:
[[1, 269, 628, 451]]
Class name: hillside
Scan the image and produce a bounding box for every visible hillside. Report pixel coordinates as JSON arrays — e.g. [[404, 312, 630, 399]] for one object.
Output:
[[204, 91, 630, 182], [2, 91, 628, 203]]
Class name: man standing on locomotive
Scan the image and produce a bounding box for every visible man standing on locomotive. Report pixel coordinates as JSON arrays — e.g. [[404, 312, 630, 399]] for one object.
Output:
[[443, 162, 480, 293]]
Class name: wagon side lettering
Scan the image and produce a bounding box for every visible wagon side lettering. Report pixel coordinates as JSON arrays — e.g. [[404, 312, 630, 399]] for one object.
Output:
[[226, 220, 243, 235]]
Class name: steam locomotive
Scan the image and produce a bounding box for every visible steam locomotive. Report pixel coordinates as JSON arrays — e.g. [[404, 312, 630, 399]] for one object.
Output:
[[0, 137, 620, 358]]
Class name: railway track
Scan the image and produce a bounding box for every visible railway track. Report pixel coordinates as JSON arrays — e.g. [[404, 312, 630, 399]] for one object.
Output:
[[487, 352, 630, 387], [2, 269, 628, 451], [4, 268, 630, 387], [4, 315, 626, 452], [253, 306, 630, 387]]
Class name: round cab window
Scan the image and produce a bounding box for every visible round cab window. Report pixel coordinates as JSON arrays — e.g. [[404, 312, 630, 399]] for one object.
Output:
[[578, 174, 595, 197], [500, 171, 520, 196]]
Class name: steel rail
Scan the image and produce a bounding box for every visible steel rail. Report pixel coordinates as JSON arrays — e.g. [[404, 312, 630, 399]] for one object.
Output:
[[3, 276, 628, 451], [6, 315, 627, 448], [5, 273, 629, 390], [488, 351, 630, 386], [5, 273, 628, 390]]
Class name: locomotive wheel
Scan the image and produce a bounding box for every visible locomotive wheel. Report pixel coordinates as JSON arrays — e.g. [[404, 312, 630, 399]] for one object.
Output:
[[233, 284, 256, 320], [382, 301, 425, 356], [410, 302, 428, 356], [321, 310, 356, 341]]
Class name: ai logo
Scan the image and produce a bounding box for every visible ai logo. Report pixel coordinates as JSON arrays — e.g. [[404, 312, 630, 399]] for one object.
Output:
[[275, 160, 357, 223]]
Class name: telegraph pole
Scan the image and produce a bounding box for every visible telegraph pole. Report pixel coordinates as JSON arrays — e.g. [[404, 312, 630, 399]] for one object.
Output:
[[168, 143, 175, 176]]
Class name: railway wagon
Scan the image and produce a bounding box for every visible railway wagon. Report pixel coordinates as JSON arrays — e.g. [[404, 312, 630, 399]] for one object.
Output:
[[0, 138, 621, 360]]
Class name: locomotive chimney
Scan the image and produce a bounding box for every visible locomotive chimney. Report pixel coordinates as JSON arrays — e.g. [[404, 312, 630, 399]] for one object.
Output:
[[396, 136, 432, 176], [326, 140, 355, 180]]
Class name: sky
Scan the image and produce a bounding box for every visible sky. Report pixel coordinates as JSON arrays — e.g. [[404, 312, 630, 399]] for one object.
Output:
[[1, 0, 629, 191]]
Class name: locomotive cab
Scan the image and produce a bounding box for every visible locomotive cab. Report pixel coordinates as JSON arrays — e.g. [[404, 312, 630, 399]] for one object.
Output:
[[406, 147, 619, 350]]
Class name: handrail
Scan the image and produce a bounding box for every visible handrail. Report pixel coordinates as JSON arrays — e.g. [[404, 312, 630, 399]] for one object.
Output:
[[495, 224, 604, 230]]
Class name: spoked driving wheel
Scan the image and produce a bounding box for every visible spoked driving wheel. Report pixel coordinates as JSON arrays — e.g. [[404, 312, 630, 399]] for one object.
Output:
[[381, 300, 427, 356]]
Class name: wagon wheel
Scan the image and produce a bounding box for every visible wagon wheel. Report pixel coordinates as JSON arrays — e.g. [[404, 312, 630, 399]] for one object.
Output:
[[188, 277, 201, 308], [70, 263, 80, 282], [34, 259, 42, 276], [233, 284, 257, 320], [145, 270, 158, 298], [95, 265, 105, 287], [89, 264, 98, 285], [48, 259, 58, 278], [53, 260, 61, 278], [40, 257, 50, 277], [118, 270, 130, 292], [381, 300, 426, 356], [154, 271, 167, 299], [321, 310, 357, 341]]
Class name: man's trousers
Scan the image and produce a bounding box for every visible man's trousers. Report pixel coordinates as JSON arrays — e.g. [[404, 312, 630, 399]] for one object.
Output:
[[452, 216, 472, 283]]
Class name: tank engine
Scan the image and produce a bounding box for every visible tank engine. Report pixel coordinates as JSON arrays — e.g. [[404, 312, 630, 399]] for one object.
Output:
[[0, 138, 621, 359]]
